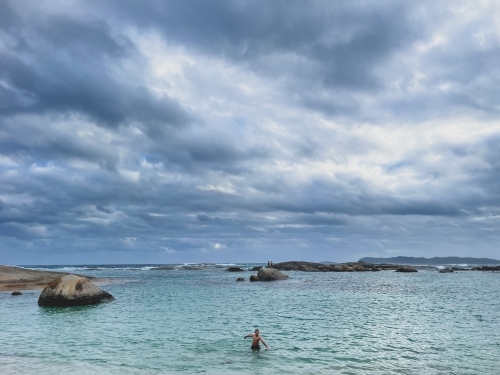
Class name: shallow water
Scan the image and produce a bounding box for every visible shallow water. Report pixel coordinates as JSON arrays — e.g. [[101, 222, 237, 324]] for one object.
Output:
[[1, 265, 499, 374]]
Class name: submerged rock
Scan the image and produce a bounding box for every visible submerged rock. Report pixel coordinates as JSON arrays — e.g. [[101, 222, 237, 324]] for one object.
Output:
[[150, 266, 176, 270], [225, 267, 244, 272], [250, 275, 259, 282], [38, 275, 115, 307], [439, 268, 454, 273], [257, 268, 289, 281], [236, 277, 245, 282], [395, 266, 418, 273], [11, 291, 22, 296]]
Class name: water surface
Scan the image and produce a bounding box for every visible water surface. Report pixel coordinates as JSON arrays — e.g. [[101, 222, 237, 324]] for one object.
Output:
[[1, 265, 499, 374]]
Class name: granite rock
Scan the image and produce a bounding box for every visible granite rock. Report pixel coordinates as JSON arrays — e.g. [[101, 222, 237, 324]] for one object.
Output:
[[38, 275, 115, 307], [257, 267, 290, 281]]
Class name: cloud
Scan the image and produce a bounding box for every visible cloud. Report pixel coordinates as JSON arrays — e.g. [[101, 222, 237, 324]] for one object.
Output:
[[1, 0, 500, 264]]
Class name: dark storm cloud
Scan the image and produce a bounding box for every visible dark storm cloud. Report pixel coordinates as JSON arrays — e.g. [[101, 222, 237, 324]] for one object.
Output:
[[96, 0, 421, 91], [0, 2, 190, 134]]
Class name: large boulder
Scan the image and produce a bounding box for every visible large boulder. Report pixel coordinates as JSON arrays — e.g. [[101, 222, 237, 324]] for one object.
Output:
[[38, 275, 115, 307], [250, 275, 259, 282], [257, 268, 289, 281]]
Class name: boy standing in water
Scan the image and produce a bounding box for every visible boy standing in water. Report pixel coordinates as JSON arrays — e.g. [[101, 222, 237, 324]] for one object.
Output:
[[244, 329, 269, 351]]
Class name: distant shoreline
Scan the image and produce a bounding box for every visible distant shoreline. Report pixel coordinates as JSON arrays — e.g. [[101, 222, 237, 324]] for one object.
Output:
[[358, 256, 500, 266]]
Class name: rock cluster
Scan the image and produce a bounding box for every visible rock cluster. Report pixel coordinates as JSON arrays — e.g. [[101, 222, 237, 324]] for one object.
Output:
[[472, 266, 500, 271], [38, 275, 115, 307], [271, 261, 402, 272]]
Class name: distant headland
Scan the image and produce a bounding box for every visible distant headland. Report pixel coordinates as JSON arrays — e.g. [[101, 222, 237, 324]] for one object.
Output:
[[358, 256, 500, 265]]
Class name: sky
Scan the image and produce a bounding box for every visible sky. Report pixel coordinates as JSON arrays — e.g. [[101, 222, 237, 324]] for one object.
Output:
[[1, 0, 500, 265]]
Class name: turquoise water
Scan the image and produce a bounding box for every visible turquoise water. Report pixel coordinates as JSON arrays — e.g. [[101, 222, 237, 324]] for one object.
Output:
[[1, 265, 500, 374]]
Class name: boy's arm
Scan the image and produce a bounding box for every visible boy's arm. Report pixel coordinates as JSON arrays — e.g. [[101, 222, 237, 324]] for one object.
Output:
[[260, 337, 269, 349]]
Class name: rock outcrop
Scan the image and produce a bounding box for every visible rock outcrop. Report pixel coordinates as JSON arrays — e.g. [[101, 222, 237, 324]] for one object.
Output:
[[12, 291, 22, 296], [257, 267, 289, 281], [236, 277, 245, 282], [0, 265, 80, 292], [250, 275, 259, 282], [472, 266, 500, 271], [271, 261, 402, 272], [38, 275, 115, 307]]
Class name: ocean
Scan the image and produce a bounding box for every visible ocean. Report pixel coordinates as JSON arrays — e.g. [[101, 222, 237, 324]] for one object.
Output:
[[1, 264, 499, 374]]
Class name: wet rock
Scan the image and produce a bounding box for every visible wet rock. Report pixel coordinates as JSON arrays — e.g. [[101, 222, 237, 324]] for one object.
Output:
[[38, 275, 115, 307], [150, 266, 176, 270], [395, 266, 418, 273], [236, 277, 245, 282], [371, 267, 381, 272], [251, 266, 262, 271], [479, 266, 500, 271], [225, 267, 244, 272], [250, 275, 259, 282], [439, 268, 454, 273], [257, 268, 289, 281], [11, 291, 22, 296]]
